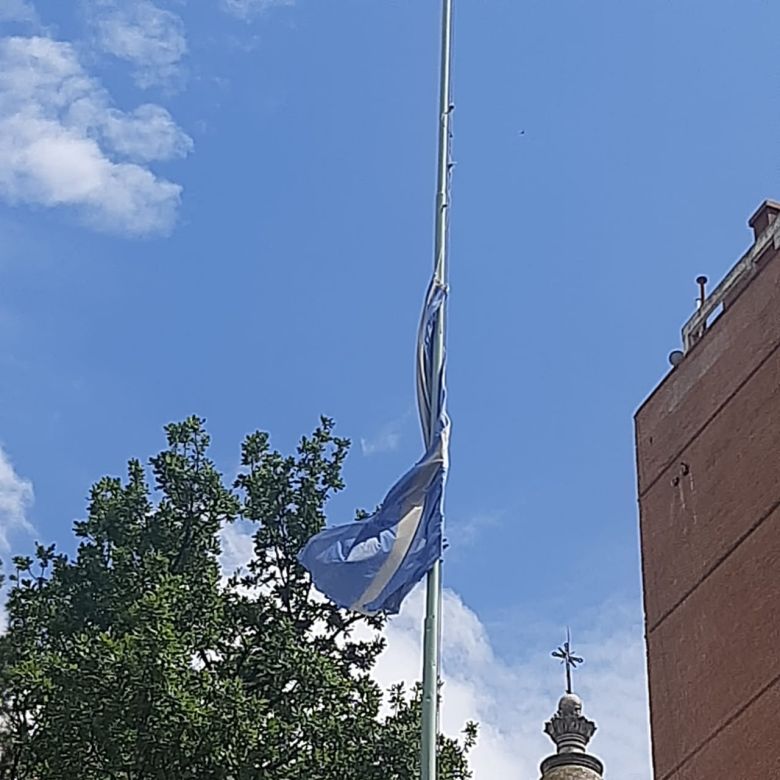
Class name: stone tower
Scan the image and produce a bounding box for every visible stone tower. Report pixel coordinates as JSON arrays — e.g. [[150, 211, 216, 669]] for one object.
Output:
[[538, 692, 605, 780]]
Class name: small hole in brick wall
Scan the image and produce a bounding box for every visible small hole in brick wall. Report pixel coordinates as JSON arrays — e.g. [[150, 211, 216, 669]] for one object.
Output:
[[649, 436, 654, 445]]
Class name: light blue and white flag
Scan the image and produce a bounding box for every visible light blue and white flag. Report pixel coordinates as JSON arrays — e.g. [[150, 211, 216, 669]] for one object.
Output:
[[298, 278, 450, 615]]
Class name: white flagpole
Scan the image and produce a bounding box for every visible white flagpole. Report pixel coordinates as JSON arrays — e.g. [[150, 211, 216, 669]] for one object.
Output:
[[420, 0, 454, 778]]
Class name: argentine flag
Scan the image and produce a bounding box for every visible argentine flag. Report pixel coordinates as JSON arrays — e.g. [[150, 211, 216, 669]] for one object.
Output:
[[298, 278, 450, 615]]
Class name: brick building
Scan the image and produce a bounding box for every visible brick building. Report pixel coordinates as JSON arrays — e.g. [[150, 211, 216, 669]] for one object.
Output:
[[634, 200, 780, 779]]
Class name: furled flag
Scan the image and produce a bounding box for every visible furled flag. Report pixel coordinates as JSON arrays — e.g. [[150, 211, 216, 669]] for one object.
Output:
[[298, 278, 450, 615]]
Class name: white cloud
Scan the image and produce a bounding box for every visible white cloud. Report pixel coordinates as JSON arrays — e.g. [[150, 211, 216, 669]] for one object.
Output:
[[0, 444, 33, 551], [0, 35, 192, 235], [221, 0, 293, 20], [360, 419, 404, 456], [220, 524, 652, 779], [219, 520, 256, 577], [0, 0, 38, 24], [446, 512, 502, 552], [88, 103, 193, 162], [89, 0, 187, 89]]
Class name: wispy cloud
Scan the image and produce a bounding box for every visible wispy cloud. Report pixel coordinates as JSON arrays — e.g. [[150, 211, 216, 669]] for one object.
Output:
[[360, 428, 401, 457], [360, 414, 410, 457], [221, 0, 293, 21], [0, 443, 33, 551], [446, 512, 503, 551], [88, 0, 187, 90], [0, 0, 38, 24], [0, 35, 193, 235]]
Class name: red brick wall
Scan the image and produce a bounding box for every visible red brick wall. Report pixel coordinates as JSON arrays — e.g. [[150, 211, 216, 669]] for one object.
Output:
[[635, 226, 780, 780]]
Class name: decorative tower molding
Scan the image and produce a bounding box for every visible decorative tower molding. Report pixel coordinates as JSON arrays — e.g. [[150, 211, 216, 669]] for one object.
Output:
[[540, 693, 604, 778], [544, 692, 596, 753]]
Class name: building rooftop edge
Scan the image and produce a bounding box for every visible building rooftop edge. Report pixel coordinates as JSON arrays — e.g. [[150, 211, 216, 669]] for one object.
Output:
[[633, 197, 780, 422], [748, 199, 780, 229]]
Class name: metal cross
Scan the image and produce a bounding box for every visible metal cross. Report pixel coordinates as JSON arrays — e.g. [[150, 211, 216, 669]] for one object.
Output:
[[551, 628, 583, 694]]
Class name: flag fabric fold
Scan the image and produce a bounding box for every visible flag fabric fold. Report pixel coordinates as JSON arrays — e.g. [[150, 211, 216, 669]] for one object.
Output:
[[297, 278, 450, 615]]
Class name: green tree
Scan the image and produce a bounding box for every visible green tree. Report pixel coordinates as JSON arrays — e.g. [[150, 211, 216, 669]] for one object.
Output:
[[0, 417, 476, 779]]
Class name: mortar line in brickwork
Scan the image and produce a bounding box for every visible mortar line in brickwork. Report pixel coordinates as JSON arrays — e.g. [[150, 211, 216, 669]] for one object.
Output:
[[656, 671, 780, 780], [647, 496, 780, 634], [638, 339, 780, 499]]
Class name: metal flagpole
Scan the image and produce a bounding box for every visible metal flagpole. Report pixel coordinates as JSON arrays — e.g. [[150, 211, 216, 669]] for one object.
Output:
[[420, 0, 454, 778]]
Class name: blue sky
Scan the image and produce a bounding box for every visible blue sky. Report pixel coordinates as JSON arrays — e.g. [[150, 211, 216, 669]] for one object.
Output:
[[1, 1, 778, 776]]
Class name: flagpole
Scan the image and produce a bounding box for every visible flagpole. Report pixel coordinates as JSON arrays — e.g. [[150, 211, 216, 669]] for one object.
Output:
[[421, 0, 453, 778]]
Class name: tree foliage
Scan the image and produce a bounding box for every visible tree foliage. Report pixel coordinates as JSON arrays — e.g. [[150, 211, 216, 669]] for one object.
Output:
[[0, 417, 476, 779]]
